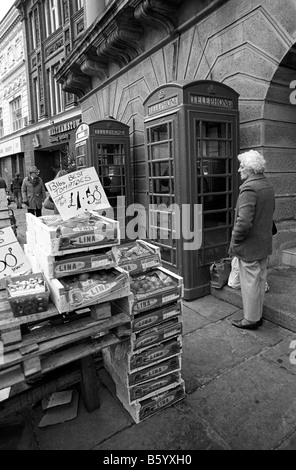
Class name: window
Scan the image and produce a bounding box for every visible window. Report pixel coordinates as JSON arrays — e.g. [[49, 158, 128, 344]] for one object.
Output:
[[0, 108, 4, 138], [74, 0, 84, 12], [33, 77, 40, 121], [10, 97, 22, 132], [30, 9, 40, 50], [45, 0, 61, 35], [48, 64, 65, 115]]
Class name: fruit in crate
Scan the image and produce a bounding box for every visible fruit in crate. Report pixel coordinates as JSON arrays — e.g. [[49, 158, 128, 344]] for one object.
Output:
[[7, 276, 46, 297], [61, 269, 118, 291], [130, 270, 177, 296], [117, 242, 151, 261]]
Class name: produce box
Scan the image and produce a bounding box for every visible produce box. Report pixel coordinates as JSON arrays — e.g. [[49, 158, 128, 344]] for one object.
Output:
[[117, 380, 185, 423], [103, 352, 182, 405], [129, 267, 183, 314], [26, 212, 119, 256], [105, 336, 182, 375], [28, 242, 118, 279], [131, 317, 182, 352], [6, 272, 50, 317], [131, 301, 182, 332], [103, 348, 181, 387], [45, 267, 130, 314], [117, 240, 161, 275]]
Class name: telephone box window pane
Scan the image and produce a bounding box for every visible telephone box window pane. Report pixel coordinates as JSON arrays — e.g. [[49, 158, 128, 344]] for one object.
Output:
[[151, 143, 170, 160], [202, 122, 227, 138], [151, 124, 169, 142]]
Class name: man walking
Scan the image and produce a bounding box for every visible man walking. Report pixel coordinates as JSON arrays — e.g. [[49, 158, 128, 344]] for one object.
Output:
[[11, 173, 23, 209]]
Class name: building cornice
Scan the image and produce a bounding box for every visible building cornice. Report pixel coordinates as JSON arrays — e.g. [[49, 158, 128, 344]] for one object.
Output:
[[54, 0, 183, 98]]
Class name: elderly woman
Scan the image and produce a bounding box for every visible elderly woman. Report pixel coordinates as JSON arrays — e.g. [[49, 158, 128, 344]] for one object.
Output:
[[229, 150, 275, 330]]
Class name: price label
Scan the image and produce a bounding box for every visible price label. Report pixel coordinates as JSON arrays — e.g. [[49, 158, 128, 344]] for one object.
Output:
[[0, 226, 32, 280], [45, 167, 111, 221]]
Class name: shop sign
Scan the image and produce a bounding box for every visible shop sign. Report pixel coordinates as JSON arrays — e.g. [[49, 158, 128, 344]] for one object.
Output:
[[0, 137, 23, 158], [94, 129, 126, 136], [0, 225, 31, 280], [49, 133, 70, 143], [148, 96, 178, 115], [32, 134, 41, 148], [75, 123, 89, 144], [190, 94, 233, 109], [46, 166, 110, 221], [49, 119, 80, 137]]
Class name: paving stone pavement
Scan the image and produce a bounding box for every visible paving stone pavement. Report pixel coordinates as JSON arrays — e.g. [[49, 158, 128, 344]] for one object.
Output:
[[0, 203, 296, 451]]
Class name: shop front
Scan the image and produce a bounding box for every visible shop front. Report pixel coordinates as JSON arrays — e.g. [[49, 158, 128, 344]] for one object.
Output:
[[0, 137, 24, 185], [22, 117, 81, 184]]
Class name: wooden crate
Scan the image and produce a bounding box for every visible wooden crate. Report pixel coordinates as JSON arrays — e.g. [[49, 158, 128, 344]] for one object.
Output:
[[0, 302, 131, 388], [25, 212, 120, 256], [45, 267, 130, 314]]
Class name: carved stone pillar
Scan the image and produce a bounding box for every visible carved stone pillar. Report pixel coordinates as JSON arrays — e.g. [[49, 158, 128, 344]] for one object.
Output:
[[84, 0, 105, 28]]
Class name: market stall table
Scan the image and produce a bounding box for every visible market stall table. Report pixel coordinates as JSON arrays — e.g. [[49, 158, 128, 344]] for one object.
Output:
[[0, 290, 131, 419]]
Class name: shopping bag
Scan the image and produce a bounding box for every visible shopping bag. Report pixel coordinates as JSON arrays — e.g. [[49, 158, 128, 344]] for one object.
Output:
[[209, 258, 231, 289], [228, 256, 240, 289]]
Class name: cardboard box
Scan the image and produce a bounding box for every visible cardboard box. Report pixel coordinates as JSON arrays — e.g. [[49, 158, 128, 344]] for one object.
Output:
[[103, 348, 181, 387], [131, 318, 182, 352], [104, 353, 182, 404], [117, 240, 161, 276], [106, 336, 182, 375], [6, 272, 50, 317], [131, 301, 182, 332], [45, 267, 130, 314], [26, 212, 119, 256], [118, 381, 186, 423], [29, 243, 118, 279]]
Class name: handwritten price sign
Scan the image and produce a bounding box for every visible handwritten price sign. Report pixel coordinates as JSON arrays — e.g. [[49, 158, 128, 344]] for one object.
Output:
[[45, 167, 111, 221], [0, 226, 32, 280]]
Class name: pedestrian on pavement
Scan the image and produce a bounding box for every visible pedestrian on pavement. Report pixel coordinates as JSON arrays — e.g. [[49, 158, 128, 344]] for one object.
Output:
[[21, 166, 46, 218], [229, 150, 275, 330], [11, 173, 23, 209], [0, 176, 7, 190]]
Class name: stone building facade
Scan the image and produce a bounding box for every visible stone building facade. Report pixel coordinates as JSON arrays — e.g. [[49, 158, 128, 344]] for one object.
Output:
[[0, 5, 28, 184], [54, 0, 296, 273]]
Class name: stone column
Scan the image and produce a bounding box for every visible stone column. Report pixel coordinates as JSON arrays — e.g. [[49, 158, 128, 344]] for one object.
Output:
[[84, 0, 105, 28]]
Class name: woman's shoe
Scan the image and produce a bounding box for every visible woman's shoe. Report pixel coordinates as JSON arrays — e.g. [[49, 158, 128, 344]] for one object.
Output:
[[232, 319, 258, 330]]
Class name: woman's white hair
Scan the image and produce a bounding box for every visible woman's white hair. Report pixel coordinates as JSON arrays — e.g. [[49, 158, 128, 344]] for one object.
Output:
[[238, 150, 266, 174]]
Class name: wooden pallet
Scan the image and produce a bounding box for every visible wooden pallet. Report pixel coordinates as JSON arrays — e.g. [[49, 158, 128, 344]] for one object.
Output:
[[0, 292, 131, 391]]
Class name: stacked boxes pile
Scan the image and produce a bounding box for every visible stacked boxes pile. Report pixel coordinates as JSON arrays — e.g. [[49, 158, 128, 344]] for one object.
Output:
[[24, 211, 130, 314], [103, 240, 186, 424]]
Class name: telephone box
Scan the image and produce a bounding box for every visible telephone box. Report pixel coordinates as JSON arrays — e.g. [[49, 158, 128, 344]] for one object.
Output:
[[75, 118, 132, 235], [144, 80, 239, 300]]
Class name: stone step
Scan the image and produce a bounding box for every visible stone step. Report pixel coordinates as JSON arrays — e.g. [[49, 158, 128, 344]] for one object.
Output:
[[282, 246, 296, 267], [210, 265, 296, 333]]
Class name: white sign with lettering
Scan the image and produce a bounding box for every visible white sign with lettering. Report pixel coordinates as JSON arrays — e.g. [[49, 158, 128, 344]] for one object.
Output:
[[0, 226, 32, 280], [45, 167, 111, 221]]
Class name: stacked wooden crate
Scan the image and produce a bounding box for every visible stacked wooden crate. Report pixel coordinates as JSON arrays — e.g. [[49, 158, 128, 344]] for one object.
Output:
[[103, 240, 186, 424]]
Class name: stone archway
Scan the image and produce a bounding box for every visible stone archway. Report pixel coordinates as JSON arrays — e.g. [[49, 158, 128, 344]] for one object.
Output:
[[263, 46, 296, 264]]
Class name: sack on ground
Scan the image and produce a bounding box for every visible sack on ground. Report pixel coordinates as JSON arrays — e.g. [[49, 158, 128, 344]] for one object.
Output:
[[43, 195, 55, 210], [228, 256, 240, 289], [210, 257, 231, 289]]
